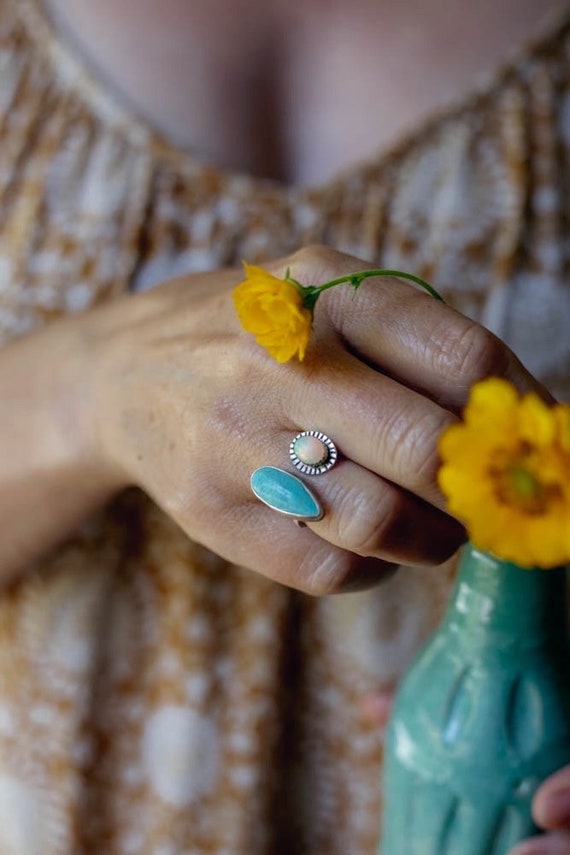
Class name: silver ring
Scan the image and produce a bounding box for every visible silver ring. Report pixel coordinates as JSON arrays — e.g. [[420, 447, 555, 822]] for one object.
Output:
[[289, 430, 338, 476]]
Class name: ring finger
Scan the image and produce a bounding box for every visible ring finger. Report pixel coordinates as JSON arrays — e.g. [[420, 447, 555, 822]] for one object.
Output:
[[234, 428, 463, 594], [285, 344, 457, 510]]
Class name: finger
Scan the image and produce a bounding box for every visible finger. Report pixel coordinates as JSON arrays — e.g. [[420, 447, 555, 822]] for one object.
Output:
[[509, 831, 570, 855], [209, 455, 463, 594], [299, 457, 464, 563], [210, 499, 399, 595], [272, 246, 551, 412], [359, 689, 396, 726], [321, 275, 553, 411], [178, 448, 462, 596], [235, 418, 464, 566], [533, 766, 570, 830], [287, 344, 457, 510]]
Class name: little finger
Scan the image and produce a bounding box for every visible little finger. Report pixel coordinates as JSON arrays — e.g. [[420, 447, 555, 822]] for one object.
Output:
[[299, 458, 464, 565]]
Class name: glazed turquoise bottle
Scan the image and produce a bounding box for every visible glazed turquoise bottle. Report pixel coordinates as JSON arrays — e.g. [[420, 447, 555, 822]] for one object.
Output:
[[380, 543, 570, 855]]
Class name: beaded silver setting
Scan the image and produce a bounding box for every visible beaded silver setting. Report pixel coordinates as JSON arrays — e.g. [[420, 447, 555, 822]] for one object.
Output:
[[289, 430, 338, 476]]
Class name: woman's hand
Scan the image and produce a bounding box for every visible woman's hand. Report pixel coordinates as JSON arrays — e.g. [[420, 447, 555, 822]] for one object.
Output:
[[509, 766, 570, 854], [86, 244, 546, 594], [0, 244, 546, 588]]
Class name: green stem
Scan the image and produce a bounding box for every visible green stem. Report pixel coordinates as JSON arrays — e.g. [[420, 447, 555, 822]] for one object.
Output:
[[297, 268, 445, 310]]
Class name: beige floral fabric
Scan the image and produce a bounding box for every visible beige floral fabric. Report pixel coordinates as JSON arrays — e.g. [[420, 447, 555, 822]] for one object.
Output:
[[0, 0, 569, 852]]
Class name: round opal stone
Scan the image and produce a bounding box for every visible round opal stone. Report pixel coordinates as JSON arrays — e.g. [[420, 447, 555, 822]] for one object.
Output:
[[293, 435, 329, 466]]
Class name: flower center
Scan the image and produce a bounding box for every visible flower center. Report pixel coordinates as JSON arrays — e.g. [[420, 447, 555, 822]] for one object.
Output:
[[490, 444, 561, 514]]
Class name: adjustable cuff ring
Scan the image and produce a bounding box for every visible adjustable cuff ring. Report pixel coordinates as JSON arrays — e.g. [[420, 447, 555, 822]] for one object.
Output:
[[289, 430, 338, 476], [250, 431, 338, 524]]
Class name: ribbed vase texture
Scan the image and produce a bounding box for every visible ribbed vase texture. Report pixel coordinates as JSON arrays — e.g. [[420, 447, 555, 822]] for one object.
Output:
[[380, 544, 570, 855]]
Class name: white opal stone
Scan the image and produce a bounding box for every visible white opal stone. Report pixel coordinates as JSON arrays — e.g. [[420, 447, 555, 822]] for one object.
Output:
[[293, 435, 328, 466]]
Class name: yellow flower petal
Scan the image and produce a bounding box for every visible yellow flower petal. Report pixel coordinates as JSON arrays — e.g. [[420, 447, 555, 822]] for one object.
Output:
[[518, 393, 557, 446], [462, 377, 519, 435], [438, 378, 570, 569], [554, 404, 570, 456], [233, 263, 313, 362]]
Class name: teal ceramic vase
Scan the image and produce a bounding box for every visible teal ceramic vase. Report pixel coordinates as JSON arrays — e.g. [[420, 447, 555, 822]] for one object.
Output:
[[380, 543, 570, 855]]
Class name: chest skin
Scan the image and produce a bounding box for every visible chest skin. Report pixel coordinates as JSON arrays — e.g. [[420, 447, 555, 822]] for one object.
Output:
[[43, 0, 570, 185]]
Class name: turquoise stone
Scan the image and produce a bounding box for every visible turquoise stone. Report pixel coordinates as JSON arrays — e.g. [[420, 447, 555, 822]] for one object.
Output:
[[250, 466, 323, 521]]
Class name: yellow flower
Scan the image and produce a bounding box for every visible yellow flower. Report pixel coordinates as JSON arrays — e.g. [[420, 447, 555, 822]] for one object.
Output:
[[233, 263, 313, 363], [233, 262, 443, 363], [438, 377, 570, 568]]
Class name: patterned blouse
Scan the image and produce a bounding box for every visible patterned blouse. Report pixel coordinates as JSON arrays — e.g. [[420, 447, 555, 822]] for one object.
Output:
[[0, 1, 569, 852]]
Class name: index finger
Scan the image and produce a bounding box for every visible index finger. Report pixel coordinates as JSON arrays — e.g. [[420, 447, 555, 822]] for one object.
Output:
[[276, 246, 553, 413]]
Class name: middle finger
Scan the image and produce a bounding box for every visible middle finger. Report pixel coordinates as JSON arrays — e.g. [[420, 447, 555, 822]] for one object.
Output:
[[287, 343, 456, 510]]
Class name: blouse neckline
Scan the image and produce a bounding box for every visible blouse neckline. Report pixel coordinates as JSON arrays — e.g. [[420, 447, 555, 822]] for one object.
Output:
[[14, 0, 570, 197]]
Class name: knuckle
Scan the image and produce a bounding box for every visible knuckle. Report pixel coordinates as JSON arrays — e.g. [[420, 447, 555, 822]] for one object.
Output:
[[438, 323, 509, 388], [299, 545, 393, 596], [392, 412, 452, 488], [300, 549, 359, 596], [436, 323, 509, 387], [291, 243, 337, 269], [161, 461, 226, 530], [287, 244, 348, 288], [161, 477, 204, 525], [161, 483, 195, 523]]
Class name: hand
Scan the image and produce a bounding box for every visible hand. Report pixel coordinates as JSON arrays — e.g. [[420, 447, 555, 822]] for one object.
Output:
[[360, 688, 395, 726], [87, 245, 547, 595], [509, 766, 570, 854]]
